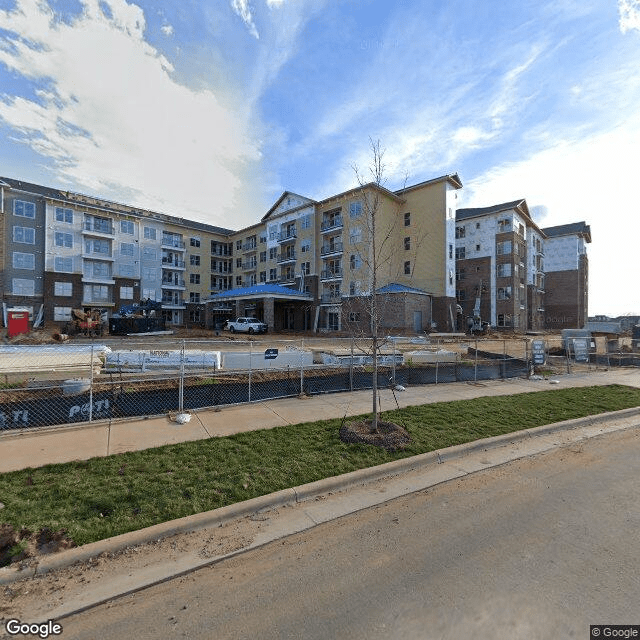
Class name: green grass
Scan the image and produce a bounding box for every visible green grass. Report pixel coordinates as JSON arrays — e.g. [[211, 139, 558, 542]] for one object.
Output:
[[0, 384, 639, 549]]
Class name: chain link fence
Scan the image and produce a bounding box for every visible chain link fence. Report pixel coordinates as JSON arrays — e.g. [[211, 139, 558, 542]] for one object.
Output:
[[1, 334, 638, 432]]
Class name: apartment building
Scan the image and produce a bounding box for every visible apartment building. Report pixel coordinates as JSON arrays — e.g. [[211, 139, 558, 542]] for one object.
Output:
[[455, 200, 590, 331], [1, 178, 233, 328], [541, 222, 591, 330]]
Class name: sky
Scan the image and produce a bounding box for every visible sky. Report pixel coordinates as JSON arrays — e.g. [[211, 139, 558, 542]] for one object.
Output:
[[0, 0, 639, 316]]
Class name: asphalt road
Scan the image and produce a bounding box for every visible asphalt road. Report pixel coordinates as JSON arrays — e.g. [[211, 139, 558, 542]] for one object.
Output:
[[59, 427, 640, 640]]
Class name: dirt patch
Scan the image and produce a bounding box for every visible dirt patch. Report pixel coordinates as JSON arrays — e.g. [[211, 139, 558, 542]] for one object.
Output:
[[0, 524, 75, 567], [339, 419, 411, 452]]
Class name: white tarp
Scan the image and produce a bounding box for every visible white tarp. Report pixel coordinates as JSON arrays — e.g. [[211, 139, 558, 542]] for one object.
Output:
[[104, 349, 222, 372]]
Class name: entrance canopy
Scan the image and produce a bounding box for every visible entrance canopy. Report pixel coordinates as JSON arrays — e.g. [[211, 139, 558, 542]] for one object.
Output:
[[205, 283, 314, 305]]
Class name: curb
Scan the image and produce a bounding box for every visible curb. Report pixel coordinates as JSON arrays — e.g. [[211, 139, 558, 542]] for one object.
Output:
[[1, 406, 639, 586]]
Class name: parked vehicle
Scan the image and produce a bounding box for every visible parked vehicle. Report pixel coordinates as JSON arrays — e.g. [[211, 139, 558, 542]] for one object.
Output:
[[224, 317, 268, 334]]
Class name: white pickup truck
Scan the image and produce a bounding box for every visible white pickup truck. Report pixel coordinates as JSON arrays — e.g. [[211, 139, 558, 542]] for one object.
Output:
[[224, 317, 268, 334]]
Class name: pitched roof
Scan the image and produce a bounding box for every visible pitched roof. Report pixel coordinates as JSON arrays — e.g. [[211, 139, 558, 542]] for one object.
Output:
[[456, 199, 528, 220], [205, 283, 313, 302], [0, 176, 235, 236], [394, 173, 463, 194], [376, 283, 431, 295], [541, 221, 591, 243]]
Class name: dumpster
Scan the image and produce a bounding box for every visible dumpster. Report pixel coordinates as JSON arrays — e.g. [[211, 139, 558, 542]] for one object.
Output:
[[7, 308, 30, 337]]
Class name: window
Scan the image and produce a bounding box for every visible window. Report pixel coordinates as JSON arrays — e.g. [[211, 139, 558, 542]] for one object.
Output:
[[143, 247, 157, 260], [236, 257, 242, 268], [260, 271, 267, 282], [54, 257, 73, 272], [13, 200, 35, 218], [12, 252, 35, 270], [143, 226, 156, 240], [349, 201, 362, 218], [190, 237, 201, 247], [190, 273, 200, 284], [349, 254, 361, 270], [236, 276, 242, 286], [120, 242, 134, 256], [455, 247, 466, 259], [498, 219, 511, 232], [301, 215, 312, 229], [120, 286, 134, 299], [349, 312, 361, 322], [85, 238, 110, 255], [260, 233, 267, 243], [120, 220, 134, 234], [84, 261, 111, 278], [142, 288, 157, 300], [55, 232, 73, 248], [85, 215, 112, 234], [301, 262, 310, 275], [404, 237, 411, 250], [404, 261, 411, 275], [190, 292, 201, 304], [404, 212, 411, 227], [269, 247, 278, 260], [301, 239, 311, 253], [189, 309, 201, 323], [236, 240, 242, 250], [497, 286, 512, 300], [268, 226, 277, 240], [269, 268, 277, 281], [349, 228, 362, 245], [455, 226, 466, 239], [476, 244, 481, 251], [456, 268, 465, 281], [53, 307, 72, 321], [260, 251, 267, 263], [13, 226, 35, 244], [448, 244, 453, 259], [497, 241, 512, 255], [476, 222, 480, 229], [12, 278, 35, 295], [189, 254, 200, 266], [497, 263, 512, 278], [54, 281, 72, 297], [55, 207, 73, 223], [84, 284, 110, 303]]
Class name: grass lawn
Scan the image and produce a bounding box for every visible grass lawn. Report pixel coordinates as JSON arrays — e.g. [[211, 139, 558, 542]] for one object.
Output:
[[1, 384, 639, 549]]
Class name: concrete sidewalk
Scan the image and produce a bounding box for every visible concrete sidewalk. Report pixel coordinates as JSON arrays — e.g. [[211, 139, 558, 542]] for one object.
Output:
[[1, 368, 639, 473]]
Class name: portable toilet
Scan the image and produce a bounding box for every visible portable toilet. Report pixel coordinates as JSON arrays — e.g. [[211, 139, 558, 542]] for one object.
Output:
[[7, 308, 30, 338]]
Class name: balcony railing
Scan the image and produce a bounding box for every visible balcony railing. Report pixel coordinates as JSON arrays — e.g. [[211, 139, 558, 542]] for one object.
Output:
[[277, 230, 297, 243], [321, 217, 343, 232], [277, 251, 297, 263], [320, 242, 343, 255], [242, 242, 257, 252], [161, 278, 186, 288], [161, 238, 185, 249], [320, 268, 343, 281], [161, 296, 185, 307], [162, 258, 186, 268], [82, 221, 114, 235], [321, 293, 342, 303], [242, 262, 258, 271]]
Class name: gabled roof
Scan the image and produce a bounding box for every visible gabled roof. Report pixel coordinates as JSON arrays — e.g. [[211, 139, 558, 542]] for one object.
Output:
[[456, 199, 529, 220], [376, 283, 431, 296], [205, 283, 313, 302], [394, 173, 463, 195], [262, 191, 316, 221], [542, 221, 591, 243]]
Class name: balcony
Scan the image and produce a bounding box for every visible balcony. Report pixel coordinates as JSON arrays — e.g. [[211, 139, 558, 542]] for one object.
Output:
[[277, 251, 297, 264], [82, 220, 114, 236], [242, 242, 257, 252], [320, 268, 343, 281], [320, 241, 343, 256], [82, 251, 114, 261], [161, 296, 185, 308], [321, 217, 343, 233], [162, 257, 186, 269], [242, 261, 258, 271], [321, 292, 342, 304], [161, 237, 185, 249], [161, 278, 186, 290], [277, 229, 297, 243]]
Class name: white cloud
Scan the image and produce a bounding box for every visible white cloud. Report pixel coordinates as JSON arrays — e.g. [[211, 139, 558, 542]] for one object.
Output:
[[619, 0, 640, 33], [266, 0, 286, 7], [0, 0, 260, 225], [231, 0, 259, 39], [161, 23, 173, 36], [462, 122, 640, 316]]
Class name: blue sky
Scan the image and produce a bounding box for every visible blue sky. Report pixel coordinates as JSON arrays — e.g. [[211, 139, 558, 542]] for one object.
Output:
[[1, 0, 639, 315]]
